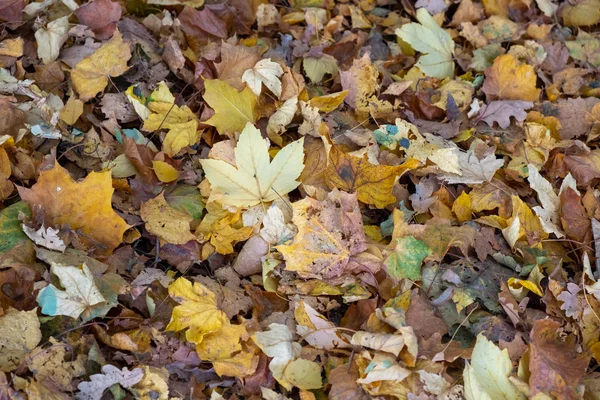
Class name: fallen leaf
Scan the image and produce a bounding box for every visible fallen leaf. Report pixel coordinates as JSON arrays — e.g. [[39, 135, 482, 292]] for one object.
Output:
[[326, 145, 418, 208], [463, 333, 525, 400], [0, 308, 41, 372], [242, 58, 284, 98], [203, 79, 258, 136], [396, 8, 455, 78], [200, 123, 304, 208], [252, 323, 323, 390], [18, 161, 129, 255], [76, 365, 144, 400], [71, 30, 131, 101], [482, 54, 540, 101], [276, 189, 378, 280], [22, 224, 66, 251], [140, 193, 196, 245], [475, 100, 533, 128], [35, 16, 70, 64], [165, 277, 228, 344], [439, 140, 504, 185], [142, 82, 199, 157], [384, 236, 431, 281], [529, 319, 589, 398], [37, 263, 106, 320], [74, 0, 122, 40]]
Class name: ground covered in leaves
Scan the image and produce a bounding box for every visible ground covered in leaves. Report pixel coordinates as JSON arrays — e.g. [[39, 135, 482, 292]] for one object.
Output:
[[1, 0, 600, 398]]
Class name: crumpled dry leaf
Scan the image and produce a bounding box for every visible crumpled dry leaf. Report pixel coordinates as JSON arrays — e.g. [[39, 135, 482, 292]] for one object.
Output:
[[276, 189, 379, 280], [76, 365, 144, 400], [327, 145, 418, 208]]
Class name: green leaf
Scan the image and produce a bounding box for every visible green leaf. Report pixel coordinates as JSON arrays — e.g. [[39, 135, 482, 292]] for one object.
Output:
[[0, 202, 31, 253], [166, 185, 205, 220], [384, 236, 431, 281]]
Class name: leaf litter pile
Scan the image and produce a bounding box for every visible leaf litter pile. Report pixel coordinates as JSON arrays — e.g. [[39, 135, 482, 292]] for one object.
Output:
[[1, 0, 600, 398]]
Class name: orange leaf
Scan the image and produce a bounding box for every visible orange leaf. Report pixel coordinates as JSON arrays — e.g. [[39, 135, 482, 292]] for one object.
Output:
[[18, 161, 129, 255]]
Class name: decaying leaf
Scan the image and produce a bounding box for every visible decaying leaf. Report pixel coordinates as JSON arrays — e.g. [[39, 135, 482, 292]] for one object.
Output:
[[76, 365, 144, 400]]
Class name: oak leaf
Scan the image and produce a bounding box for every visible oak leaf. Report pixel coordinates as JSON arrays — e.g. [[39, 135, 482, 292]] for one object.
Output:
[[475, 100, 533, 128], [71, 30, 131, 101], [326, 145, 418, 208], [18, 161, 129, 255]]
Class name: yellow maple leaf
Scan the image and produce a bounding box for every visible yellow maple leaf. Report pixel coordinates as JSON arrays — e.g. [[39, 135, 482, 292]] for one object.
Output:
[[140, 193, 196, 245], [17, 161, 129, 255], [326, 145, 418, 208], [71, 30, 131, 102], [196, 202, 253, 254], [482, 54, 540, 101], [165, 277, 228, 344], [203, 79, 258, 136], [142, 82, 199, 157]]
